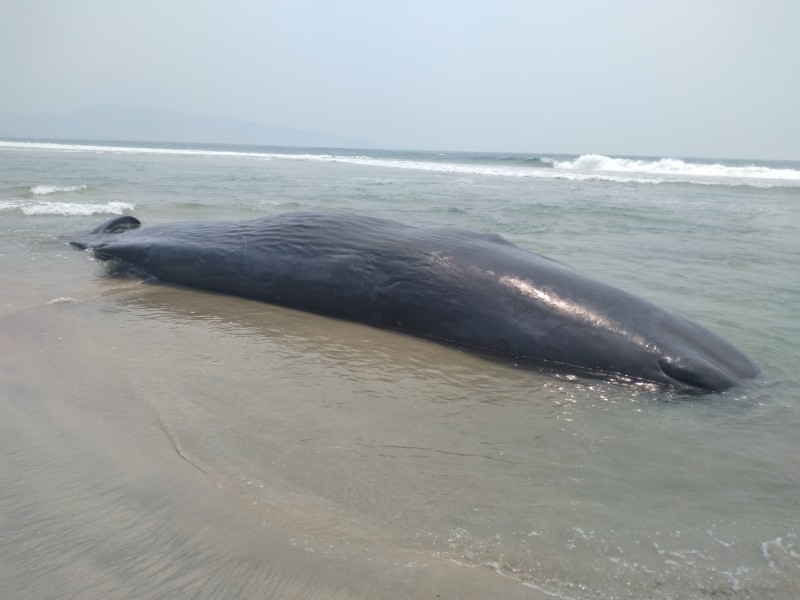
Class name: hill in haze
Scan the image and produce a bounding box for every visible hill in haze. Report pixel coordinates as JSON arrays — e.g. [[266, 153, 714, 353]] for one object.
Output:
[[0, 105, 370, 148]]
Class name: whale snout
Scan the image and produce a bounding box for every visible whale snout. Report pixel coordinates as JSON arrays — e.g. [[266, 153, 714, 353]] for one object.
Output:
[[658, 356, 736, 392], [658, 351, 759, 392]]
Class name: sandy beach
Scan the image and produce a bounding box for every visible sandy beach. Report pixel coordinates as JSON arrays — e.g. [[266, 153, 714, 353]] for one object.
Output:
[[2, 142, 799, 598]]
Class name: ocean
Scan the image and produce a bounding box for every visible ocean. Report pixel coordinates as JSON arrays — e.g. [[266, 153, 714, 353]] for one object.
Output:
[[1, 139, 799, 599]]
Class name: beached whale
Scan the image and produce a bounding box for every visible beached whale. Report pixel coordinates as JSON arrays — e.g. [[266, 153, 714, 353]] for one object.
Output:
[[70, 212, 759, 392]]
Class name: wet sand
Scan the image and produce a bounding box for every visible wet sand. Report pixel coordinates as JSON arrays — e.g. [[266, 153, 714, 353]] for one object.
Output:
[[1, 279, 551, 599]]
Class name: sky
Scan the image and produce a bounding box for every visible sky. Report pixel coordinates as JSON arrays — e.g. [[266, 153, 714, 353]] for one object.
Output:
[[1, 0, 798, 159]]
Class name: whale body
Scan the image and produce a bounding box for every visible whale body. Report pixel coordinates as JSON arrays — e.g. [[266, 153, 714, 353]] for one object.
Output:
[[70, 213, 759, 392]]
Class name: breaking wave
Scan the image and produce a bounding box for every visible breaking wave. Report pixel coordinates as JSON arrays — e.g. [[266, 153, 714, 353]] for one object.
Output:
[[548, 154, 800, 182], [0, 200, 134, 216], [30, 184, 88, 195]]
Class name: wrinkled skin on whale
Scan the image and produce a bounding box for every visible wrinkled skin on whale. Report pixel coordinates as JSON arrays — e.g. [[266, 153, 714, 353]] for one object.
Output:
[[71, 213, 759, 392]]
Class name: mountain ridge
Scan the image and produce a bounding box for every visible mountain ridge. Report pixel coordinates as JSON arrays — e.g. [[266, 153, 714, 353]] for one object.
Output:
[[0, 105, 371, 149]]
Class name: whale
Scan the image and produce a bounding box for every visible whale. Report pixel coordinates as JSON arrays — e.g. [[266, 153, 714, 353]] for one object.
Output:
[[70, 212, 759, 392]]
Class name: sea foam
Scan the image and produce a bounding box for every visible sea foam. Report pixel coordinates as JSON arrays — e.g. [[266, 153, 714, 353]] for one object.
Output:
[[0, 200, 135, 216], [21, 201, 134, 216], [549, 154, 800, 181], [30, 184, 88, 195]]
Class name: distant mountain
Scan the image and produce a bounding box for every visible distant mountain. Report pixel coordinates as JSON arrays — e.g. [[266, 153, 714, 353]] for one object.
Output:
[[0, 105, 371, 149]]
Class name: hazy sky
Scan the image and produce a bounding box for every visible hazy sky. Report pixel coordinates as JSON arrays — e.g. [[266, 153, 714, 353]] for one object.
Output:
[[2, 0, 798, 158]]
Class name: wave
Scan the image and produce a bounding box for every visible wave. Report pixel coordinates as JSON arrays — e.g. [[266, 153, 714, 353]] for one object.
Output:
[[30, 184, 88, 195], [0, 200, 134, 216], [2, 140, 798, 188], [548, 154, 800, 182], [324, 155, 798, 187], [0, 140, 278, 161]]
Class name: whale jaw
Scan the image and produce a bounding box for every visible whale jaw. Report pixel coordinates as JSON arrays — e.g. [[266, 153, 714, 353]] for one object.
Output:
[[657, 354, 758, 392]]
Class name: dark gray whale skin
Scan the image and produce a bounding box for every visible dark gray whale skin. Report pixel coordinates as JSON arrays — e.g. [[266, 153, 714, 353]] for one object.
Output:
[[71, 213, 759, 392]]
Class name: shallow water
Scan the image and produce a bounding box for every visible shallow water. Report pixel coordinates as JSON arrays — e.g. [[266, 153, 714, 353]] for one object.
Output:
[[1, 141, 799, 598]]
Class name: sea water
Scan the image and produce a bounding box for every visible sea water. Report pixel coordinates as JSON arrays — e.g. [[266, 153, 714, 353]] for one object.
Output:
[[1, 140, 799, 599]]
